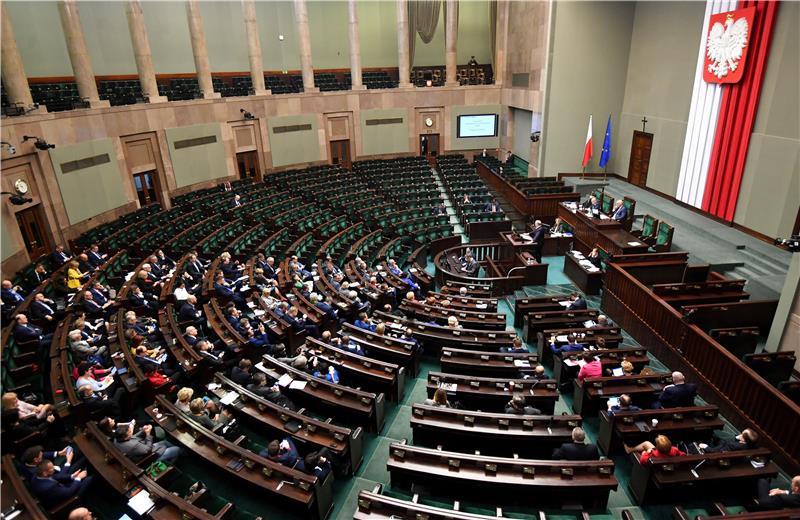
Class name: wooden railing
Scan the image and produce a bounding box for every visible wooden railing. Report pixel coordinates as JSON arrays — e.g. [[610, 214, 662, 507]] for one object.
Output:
[[602, 262, 800, 473]]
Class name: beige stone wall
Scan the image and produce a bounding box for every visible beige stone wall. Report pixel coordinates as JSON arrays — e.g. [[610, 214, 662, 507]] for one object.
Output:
[[0, 85, 501, 275]]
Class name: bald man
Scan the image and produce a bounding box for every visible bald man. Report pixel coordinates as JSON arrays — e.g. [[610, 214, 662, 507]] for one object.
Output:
[[69, 508, 93, 520], [658, 371, 697, 408], [756, 475, 800, 510]]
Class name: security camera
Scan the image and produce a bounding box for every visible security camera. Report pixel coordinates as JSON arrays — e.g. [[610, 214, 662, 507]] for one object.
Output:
[[22, 136, 55, 150], [1, 142, 15, 155], [240, 109, 254, 120], [0, 192, 33, 205]]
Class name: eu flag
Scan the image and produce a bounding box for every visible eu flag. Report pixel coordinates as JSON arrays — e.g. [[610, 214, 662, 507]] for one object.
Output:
[[599, 115, 612, 168]]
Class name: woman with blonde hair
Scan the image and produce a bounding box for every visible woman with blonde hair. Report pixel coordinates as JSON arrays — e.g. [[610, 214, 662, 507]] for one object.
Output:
[[67, 261, 85, 290], [175, 387, 194, 412], [447, 316, 461, 329]]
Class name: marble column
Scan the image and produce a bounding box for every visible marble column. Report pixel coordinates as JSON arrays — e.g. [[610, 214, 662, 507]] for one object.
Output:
[[396, 0, 413, 88], [347, 0, 365, 90], [57, 0, 109, 108], [493, 0, 509, 87], [185, 0, 220, 99], [444, 0, 459, 86], [242, 0, 269, 96], [0, 3, 37, 110], [293, 0, 317, 92], [125, 0, 167, 103]]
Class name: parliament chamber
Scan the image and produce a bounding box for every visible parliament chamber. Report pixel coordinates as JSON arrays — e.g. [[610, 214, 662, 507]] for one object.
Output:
[[1, 1, 799, 520]]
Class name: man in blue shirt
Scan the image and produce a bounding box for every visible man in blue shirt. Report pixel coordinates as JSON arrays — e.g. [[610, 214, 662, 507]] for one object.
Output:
[[30, 460, 93, 508], [550, 334, 585, 354]]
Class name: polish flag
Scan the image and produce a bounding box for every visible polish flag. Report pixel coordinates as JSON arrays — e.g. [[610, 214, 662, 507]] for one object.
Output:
[[582, 115, 593, 168]]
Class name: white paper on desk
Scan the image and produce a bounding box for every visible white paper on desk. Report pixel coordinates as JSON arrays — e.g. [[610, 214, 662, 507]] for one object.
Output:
[[550, 232, 562, 238], [579, 260, 594, 268], [584, 320, 596, 328], [128, 490, 155, 515], [247, 301, 256, 309], [586, 267, 600, 273], [513, 360, 531, 367], [520, 233, 532, 241], [599, 214, 610, 220], [313, 275, 320, 282], [349, 282, 360, 287], [219, 391, 239, 405], [439, 382, 458, 392], [207, 383, 221, 391], [125, 271, 135, 281], [409, 268, 418, 273], [238, 284, 250, 292], [253, 309, 266, 317], [277, 374, 293, 387], [564, 358, 580, 367], [559, 301, 571, 307], [556, 335, 569, 342], [627, 241, 643, 246], [289, 380, 307, 390], [475, 303, 487, 309]]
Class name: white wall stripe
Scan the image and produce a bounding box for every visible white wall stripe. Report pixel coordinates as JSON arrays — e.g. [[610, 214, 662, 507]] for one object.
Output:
[[676, 0, 735, 207]]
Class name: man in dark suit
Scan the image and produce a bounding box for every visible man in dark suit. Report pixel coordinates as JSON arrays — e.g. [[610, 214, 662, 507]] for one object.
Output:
[[755, 475, 800, 510], [263, 256, 279, 280], [87, 245, 107, 268], [462, 255, 478, 275], [581, 195, 601, 213], [14, 314, 53, 348], [178, 295, 203, 326], [530, 219, 546, 264], [26, 265, 49, 291], [611, 200, 628, 222], [50, 245, 72, 267], [658, 371, 697, 408], [30, 293, 58, 324], [552, 427, 600, 460], [185, 254, 205, 284], [1, 279, 26, 307], [82, 290, 113, 319], [567, 293, 587, 310], [30, 460, 93, 508], [284, 306, 320, 338], [699, 428, 758, 453], [233, 194, 242, 208], [128, 285, 157, 312], [483, 198, 501, 213]]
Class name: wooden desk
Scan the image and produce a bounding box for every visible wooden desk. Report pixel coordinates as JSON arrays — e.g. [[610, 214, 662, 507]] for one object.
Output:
[[628, 449, 778, 505], [573, 373, 672, 416], [537, 326, 624, 368], [557, 203, 622, 254], [500, 231, 572, 257], [513, 297, 569, 327], [523, 310, 600, 343], [441, 348, 539, 378], [596, 229, 650, 256], [597, 406, 723, 454], [411, 404, 578, 458], [563, 253, 603, 295], [388, 441, 618, 509], [553, 347, 649, 387], [427, 372, 558, 415]]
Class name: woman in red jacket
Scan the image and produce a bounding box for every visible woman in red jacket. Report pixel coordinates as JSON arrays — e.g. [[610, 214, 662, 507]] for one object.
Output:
[[626, 434, 686, 464]]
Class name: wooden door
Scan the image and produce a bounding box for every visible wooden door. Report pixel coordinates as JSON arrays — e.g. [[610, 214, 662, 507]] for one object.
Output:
[[15, 205, 52, 259], [236, 151, 261, 181], [329, 140, 351, 169], [628, 131, 653, 187]]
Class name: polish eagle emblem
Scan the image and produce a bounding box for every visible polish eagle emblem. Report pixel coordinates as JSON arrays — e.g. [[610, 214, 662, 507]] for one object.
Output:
[[703, 7, 755, 84]]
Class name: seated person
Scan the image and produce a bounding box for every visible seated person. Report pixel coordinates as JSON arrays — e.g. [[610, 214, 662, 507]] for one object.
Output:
[[230, 359, 253, 386], [310, 293, 338, 321], [2, 392, 56, 423], [607, 393, 641, 415], [423, 388, 451, 408], [284, 306, 320, 338], [68, 329, 107, 365], [592, 314, 614, 328], [504, 395, 541, 415], [196, 340, 233, 368], [260, 438, 305, 471], [611, 200, 628, 221], [446, 316, 462, 329], [755, 475, 800, 510], [626, 434, 686, 463], [303, 449, 332, 479], [1, 279, 27, 308], [657, 371, 697, 408], [550, 334, 584, 354], [581, 195, 601, 212], [2, 409, 60, 450], [483, 198, 501, 213], [173, 279, 192, 302], [188, 397, 230, 430], [178, 296, 203, 326], [14, 314, 53, 348], [567, 292, 587, 310], [586, 248, 603, 269], [30, 460, 92, 508], [30, 293, 59, 325], [577, 351, 602, 382], [175, 387, 195, 413], [76, 384, 124, 419], [699, 428, 759, 453], [155, 249, 175, 270], [114, 422, 181, 464], [66, 261, 88, 292], [247, 372, 296, 410], [462, 254, 478, 275], [354, 312, 376, 332], [550, 217, 568, 234], [312, 361, 340, 384], [50, 245, 73, 267], [128, 284, 157, 312], [500, 337, 527, 354], [19, 444, 84, 481], [552, 427, 600, 460]]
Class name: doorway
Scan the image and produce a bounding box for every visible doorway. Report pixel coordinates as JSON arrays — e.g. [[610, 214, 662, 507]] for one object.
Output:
[[15, 205, 52, 259], [420, 134, 440, 166], [329, 140, 351, 169], [236, 151, 261, 181], [133, 171, 160, 206], [627, 131, 653, 187]]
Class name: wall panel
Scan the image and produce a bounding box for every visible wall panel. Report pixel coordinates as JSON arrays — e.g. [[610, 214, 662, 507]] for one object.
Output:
[[165, 123, 228, 189], [360, 108, 410, 156], [267, 114, 321, 167]]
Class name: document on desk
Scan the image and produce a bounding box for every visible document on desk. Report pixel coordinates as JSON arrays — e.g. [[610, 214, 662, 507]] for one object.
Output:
[[559, 301, 571, 307], [599, 214, 610, 220], [277, 373, 294, 387], [289, 381, 307, 390], [556, 335, 569, 342], [627, 241, 643, 246], [514, 360, 531, 367], [253, 309, 266, 317], [247, 301, 257, 309], [519, 233, 533, 241], [219, 391, 239, 405], [564, 358, 580, 367], [439, 382, 458, 392], [128, 490, 155, 515]]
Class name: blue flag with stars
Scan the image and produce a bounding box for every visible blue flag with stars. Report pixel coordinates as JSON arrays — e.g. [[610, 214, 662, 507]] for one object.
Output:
[[599, 115, 612, 168]]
